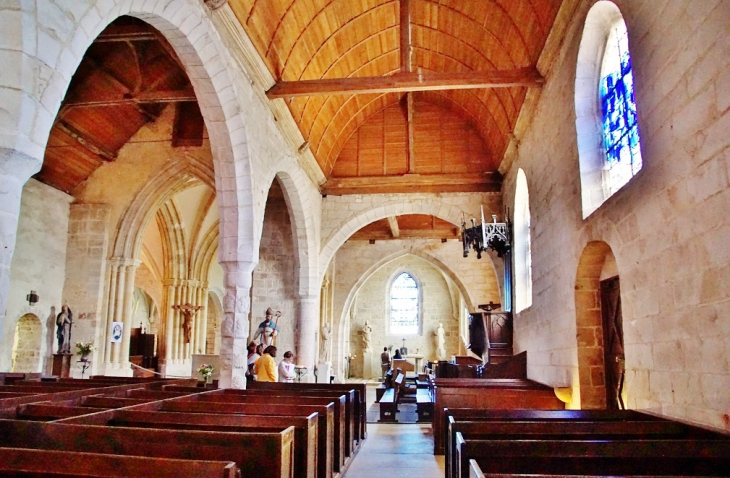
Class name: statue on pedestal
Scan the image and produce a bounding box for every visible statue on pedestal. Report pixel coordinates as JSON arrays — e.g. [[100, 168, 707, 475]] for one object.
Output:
[[435, 322, 447, 360], [56, 305, 73, 354], [253, 307, 281, 346], [362, 320, 373, 352], [320, 322, 331, 363]]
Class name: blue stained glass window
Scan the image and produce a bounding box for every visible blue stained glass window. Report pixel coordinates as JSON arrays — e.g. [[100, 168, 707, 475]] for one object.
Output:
[[600, 20, 642, 193], [390, 272, 419, 335]]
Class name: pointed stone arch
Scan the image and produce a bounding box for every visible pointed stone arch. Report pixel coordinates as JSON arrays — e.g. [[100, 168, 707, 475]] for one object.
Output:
[[11, 313, 42, 373]]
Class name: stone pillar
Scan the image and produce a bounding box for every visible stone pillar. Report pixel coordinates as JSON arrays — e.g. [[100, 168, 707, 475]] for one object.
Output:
[[298, 296, 319, 370], [0, 152, 41, 354], [219, 260, 256, 389], [101, 258, 137, 376], [118, 262, 138, 371]]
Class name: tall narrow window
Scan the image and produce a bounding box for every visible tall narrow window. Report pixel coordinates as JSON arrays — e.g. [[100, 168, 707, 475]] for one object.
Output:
[[575, 2, 643, 217], [600, 18, 642, 194], [514, 169, 532, 312], [390, 272, 419, 335]]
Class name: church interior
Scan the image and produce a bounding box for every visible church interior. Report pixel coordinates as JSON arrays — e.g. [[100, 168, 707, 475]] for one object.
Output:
[[0, 0, 728, 474]]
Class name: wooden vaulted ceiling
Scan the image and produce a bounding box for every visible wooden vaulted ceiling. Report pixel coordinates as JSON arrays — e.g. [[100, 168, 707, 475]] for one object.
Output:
[[38, 17, 205, 194], [231, 0, 563, 194]]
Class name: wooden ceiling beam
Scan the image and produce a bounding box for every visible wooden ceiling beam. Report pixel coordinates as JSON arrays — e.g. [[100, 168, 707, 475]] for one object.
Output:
[[322, 172, 501, 195], [400, 0, 411, 73], [55, 122, 117, 161], [387, 216, 400, 238], [63, 89, 197, 108], [266, 68, 544, 98]]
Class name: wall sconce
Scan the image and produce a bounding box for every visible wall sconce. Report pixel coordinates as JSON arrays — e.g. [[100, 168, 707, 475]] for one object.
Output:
[[26, 290, 39, 306]]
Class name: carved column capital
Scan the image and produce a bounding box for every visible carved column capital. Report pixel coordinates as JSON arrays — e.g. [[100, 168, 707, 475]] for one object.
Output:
[[204, 0, 227, 10]]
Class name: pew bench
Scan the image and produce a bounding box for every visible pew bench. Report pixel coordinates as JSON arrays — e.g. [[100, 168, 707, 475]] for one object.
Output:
[[415, 388, 434, 422], [455, 435, 730, 478], [0, 419, 295, 478], [0, 446, 238, 477], [160, 400, 335, 478], [379, 373, 404, 422]]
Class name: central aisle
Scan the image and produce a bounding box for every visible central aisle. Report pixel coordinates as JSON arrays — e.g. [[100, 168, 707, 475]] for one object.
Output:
[[342, 423, 445, 478]]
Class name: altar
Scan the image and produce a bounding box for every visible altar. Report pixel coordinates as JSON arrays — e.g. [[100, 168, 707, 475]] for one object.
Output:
[[404, 353, 425, 375]]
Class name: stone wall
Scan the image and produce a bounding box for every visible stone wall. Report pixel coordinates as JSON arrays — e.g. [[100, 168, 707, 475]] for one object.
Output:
[[341, 253, 461, 379], [503, 0, 730, 430], [251, 190, 297, 358], [3, 179, 72, 372]]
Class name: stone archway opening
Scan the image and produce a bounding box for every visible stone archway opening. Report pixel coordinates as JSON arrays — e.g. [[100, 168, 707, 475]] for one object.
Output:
[[206, 292, 223, 355], [575, 240, 623, 409], [11, 314, 42, 373]]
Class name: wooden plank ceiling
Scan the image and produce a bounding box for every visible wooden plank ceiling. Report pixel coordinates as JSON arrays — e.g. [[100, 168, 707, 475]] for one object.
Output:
[[38, 17, 205, 194], [230, 0, 563, 195]]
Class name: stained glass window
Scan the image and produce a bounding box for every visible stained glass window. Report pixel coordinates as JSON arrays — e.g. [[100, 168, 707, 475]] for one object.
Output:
[[600, 20, 642, 193], [390, 272, 419, 335]]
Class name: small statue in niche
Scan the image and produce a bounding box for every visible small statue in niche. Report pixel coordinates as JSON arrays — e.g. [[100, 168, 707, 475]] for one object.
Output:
[[320, 322, 331, 363], [435, 322, 447, 360], [362, 320, 373, 352], [56, 305, 73, 354]]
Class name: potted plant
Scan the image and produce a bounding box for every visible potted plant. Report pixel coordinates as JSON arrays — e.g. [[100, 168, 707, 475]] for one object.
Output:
[[75, 341, 95, 362], [198, 363, 214, 383]]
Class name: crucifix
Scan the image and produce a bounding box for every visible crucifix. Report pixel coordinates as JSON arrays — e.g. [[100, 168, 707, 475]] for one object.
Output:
[[172, 303, 203, 344]]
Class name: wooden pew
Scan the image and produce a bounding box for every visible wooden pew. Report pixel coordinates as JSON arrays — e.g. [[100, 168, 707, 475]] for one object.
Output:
[[81, 396, 156, 408], [104, 410, 317, 478], [218, 388, 357, 452], [455, 435, 730, 478], [126, 389, 194, 399], [17, 403, 107, 421], [0, 447, 238, 477], [0, 419, 294, 478], [247, 381, 368, 441], [161, 400, 335, 478], [191, 388, 356, 457], [446, 415, 724, 478], [189, 391, 348, 469], [379, 372, 403, 422], [432, 379, 564, 454]]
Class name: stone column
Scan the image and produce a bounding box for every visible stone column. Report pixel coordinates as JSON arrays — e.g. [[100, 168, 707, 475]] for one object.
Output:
[[298, 296, 319, 370], [118, 261, 138, 371], [102, 258, 137, 376], [0, 152, 41, 353], [219, 260, 256, 389]]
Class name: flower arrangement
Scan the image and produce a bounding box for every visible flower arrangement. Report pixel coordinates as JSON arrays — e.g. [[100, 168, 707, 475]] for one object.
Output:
[[198, 363, 214, 381], [75, 341, 95, 356]]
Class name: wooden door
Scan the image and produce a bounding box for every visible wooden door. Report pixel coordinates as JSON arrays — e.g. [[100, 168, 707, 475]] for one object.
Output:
[[600, 276, 625, 409]]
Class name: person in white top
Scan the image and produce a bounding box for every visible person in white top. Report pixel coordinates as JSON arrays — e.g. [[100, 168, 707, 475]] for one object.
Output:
[[278, 351, 296, 383]]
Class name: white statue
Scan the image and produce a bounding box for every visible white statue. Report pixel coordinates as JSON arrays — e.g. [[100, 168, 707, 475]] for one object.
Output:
[[320, 322, 331, 363], [436, 322, 446, 360], [362, 320, 373, 352]]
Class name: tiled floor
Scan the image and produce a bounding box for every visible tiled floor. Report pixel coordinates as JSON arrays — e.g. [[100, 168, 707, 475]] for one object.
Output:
[[342, 383, 444, 478]]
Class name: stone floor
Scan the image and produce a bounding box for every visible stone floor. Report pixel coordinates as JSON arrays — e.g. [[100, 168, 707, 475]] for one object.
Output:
[[342, 383, 444, 478], [342, 423, 445, 478]]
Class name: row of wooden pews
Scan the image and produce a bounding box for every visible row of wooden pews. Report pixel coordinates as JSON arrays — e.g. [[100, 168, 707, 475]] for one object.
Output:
[[0, 374, 367, 477], [443, 409, 730, 478]]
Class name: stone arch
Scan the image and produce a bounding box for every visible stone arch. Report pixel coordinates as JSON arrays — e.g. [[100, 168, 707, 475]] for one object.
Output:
[[575, 240, 615, 409], [319, 199, 468, 281], [575, 0, 629, 218], [333, 247, 478, 378], [206, 291, 223, 355], [14, 1, 256, 259], [11, 313, 42, 373]]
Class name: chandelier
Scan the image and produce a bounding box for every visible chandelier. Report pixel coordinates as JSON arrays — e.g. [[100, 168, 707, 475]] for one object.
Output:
[[461, 207, 511, 258]]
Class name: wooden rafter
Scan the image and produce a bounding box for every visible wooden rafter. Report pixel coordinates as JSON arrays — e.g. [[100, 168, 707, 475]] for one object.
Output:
[[266, 68, 544, 98], [55, 122, 117, 161], [322, 172, 501, 196], [400, 0, 411, 73], [387, 216, 400, 238], [63, 89, 197, 108]]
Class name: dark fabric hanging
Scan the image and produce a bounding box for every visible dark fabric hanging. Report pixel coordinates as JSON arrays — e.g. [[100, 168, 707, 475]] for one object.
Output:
[[468, 313, 487, 358]]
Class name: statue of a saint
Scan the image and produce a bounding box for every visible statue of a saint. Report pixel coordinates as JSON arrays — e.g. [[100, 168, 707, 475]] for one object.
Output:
[[362, 320, 373, 352], [56, 305, 73, 354], [253, 307, 280, 346], [436, 322, 446, 360], [320, 322, 331, 363]]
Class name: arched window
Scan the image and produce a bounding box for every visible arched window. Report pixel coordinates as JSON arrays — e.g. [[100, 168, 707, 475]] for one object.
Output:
[[600, 18, 642, 194], [575, 2, 643, 218], [514, 169, 532, 312], [390, 272, 419, 335]]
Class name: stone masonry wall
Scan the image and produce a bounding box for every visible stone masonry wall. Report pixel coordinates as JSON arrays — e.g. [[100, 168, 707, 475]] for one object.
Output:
[[503, 0, 730, 430], [3, 179, 72, 372], [251, 194, 297, 358], [346, 254, 458, 379]]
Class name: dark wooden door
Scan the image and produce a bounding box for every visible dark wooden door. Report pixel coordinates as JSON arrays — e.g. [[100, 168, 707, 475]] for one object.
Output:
[[600, 276, 625, 409]]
